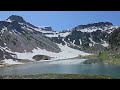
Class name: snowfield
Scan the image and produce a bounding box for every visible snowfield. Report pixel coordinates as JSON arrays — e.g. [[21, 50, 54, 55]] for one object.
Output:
[[0, 44, 90, 65], [3, 59, 23, 65], [102, 41, 109, 47], [14, 44, 91, 61]]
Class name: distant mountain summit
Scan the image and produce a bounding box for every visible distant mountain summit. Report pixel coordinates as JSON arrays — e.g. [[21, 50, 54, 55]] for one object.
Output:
[[74, 22, 113, 29], [6, 15, 26, 23], [72, 22, 114, 32]]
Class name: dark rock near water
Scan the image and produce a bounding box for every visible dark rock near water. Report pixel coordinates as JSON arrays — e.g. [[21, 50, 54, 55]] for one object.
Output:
[[32, 55, 51, 61], [82, 59, 103, 64]]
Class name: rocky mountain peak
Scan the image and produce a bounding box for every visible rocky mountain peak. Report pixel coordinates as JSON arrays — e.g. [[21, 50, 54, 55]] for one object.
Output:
[[73, 22, 113, 30], [87, 22, 113, 27], [6, 15, 26, 23], [42, 27, 53, 31]]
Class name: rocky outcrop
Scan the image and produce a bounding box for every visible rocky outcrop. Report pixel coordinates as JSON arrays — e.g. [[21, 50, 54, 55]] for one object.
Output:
[[32, 55, 51, 61]]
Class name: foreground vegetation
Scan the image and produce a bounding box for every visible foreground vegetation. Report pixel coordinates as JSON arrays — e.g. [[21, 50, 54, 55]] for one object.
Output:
[[98, 49, 120, 65], [97, 27, 120, 65], [0, 74, 114, 79], [78, 54, 98, 59], [81, 28, 120, 65], [79, 49, 120, 65]]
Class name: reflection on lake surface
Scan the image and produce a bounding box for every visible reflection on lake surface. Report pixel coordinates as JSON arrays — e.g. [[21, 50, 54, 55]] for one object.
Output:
[[0, 59, 120, 78]]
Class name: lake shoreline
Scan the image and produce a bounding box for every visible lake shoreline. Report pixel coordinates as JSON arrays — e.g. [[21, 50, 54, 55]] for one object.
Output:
[[0, 73, 114, 79], [0, 58, 120, 78], [0, 56, 88, 68]]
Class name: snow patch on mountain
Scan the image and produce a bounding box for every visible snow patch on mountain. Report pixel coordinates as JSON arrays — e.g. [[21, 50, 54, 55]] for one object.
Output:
[[13, 44, 91, 61], [89, 38, 97, 46], [76, 26, 119, 33], [79, 39, 82, 45], [76, 27, 100, 32], [33, 27, 71, 38], [89, 43, 92, 47], [3, 59, 23, 65], [58, 32, 71, 37], [5, 19, 12, 23], [45, 31, 71, 38], [102, 41, 109, 47]]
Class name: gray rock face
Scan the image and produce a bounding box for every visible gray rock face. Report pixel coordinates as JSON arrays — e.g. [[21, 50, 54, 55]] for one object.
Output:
[[63, 30, 109, 53], [47, 22, 118, 53], [43, 27, 53, 31], [0, 15, 61, 61], [109, 27, 120, 54], [6, 15, 26, 23], [0, 49, 17, 60]]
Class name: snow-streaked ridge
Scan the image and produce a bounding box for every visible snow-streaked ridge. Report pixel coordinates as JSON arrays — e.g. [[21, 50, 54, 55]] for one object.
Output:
[[33, 27, 71, 38], [76, 26, 119, 33], [45, 31, 71, 38]]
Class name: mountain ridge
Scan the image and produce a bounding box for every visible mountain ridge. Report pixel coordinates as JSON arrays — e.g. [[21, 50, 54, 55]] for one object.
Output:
[[43, 21, 118, 53]]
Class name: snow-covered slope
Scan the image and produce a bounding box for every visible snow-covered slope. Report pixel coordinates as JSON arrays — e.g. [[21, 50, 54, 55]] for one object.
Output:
[[12, 44, 91, 61]]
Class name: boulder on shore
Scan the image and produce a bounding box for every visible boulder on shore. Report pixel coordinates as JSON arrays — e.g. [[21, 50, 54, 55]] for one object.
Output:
[[32, 55, 51, 61]]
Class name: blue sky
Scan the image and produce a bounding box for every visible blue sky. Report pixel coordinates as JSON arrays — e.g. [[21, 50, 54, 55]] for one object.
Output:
[[0, 11, 120, 31]]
